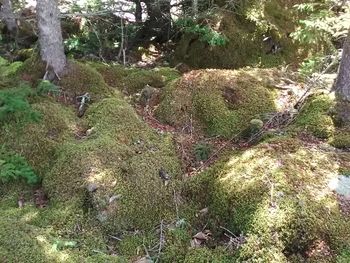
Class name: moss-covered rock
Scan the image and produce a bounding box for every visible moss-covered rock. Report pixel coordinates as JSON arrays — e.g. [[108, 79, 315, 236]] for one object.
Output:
[[18, 54, 46, 85], [41, 93, 181, 232], [58, 61, 112, 99], [156, 68, 277, 138], [329, 129, 350, 149], [0, 99, 76, 177], [173, 1, 303, 69], [184, 136, 350, 262], [291, 94, 335, 139], [91, 62, 181, 93]]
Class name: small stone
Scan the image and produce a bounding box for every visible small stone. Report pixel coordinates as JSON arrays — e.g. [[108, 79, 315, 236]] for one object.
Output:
[[87, 183, 98, 192], [97, 210, 108, 222], [109, 194, 122, 204], [86, 127, 95, 136]]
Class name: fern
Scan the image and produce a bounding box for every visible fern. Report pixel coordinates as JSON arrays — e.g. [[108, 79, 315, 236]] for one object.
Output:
[[0, 148, 39, 185], [36, 80, 60, 96], [0, 85, 41, 124]]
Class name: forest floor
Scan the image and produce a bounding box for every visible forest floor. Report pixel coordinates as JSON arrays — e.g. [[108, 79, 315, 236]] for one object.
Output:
[[1, 56, 350, 263]]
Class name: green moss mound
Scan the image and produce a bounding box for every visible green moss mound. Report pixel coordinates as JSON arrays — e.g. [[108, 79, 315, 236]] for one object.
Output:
[[0, 99, 76, 177], [173, 1, 302, 69], [0, 89, 182, 260], [291, 94, 335, 139], [156, 68, 277, 137], [42, 93, 181, 232], [0, 57, 23, 88], [184, 137, 350, 262], [90, 63, 181, 93], [330, 129, 350, 149], [59, 61, 112, 99], [18, 54, 46, 85]]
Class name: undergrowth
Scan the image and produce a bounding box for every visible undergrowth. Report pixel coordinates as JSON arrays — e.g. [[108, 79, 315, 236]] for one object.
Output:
[[0, 148, 39, 184]]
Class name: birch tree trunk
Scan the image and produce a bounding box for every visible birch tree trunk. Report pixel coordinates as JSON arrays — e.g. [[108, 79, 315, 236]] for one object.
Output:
[[36, 0, 66, 76], [0, 0, 17, 34], [335, 29, 350, 124]]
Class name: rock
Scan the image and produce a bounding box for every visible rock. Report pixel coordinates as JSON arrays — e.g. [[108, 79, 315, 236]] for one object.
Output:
[[87, 183, 99, 192], [97, 210, 108, 222], [139, 85, 159, 106], [109, 194, 122, 204]]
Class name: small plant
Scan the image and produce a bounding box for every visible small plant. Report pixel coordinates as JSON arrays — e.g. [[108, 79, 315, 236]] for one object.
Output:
[[194, 143, 212, 161], [0, 148, 39, 184], [176, 17, 228, 46], [36, 80, 60, 96], [0, 85, 41, 124]]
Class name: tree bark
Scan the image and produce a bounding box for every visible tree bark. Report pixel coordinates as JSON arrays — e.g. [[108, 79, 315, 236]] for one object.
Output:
[[36, 0, 66, 76], [135, 0, 142, 23], [335, 29, 350, 124], [0, 0, 17, 34]]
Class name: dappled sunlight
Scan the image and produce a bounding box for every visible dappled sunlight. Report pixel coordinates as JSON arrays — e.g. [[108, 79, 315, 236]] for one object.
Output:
[[20, 210, 39, 223], [36, 235, 71, 262]]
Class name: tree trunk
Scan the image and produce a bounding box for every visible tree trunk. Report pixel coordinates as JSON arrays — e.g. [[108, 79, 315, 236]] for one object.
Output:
[[192, 0, 198, 17], [335, 29, 350, 124], [0, 0, 17, 34], [36, 0, 66, 76], [135, 0, 142, 23]]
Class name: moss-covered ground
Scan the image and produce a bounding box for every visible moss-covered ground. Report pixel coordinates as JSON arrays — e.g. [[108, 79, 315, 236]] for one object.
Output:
[[1, 57, 350, 262]]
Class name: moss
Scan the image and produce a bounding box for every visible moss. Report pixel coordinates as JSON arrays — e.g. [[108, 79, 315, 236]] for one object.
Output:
[[90, 62, 180, 93], [184, 247, 231, 263], [0, 57, 24, 88], [161, 228, 192, 262], [184, 136, 350, 261], [173, 4, 302, 69], [0, 99, 76, 177], [291, 94, 335, 139], [329, 129, 350, 149], [156, 68, 276, 138], [42, 94, 181, 231], [18, 54, 46, 85], [0, 182, 120, 262], [14, 48, 36, 61], [58, 61, 112, 99]]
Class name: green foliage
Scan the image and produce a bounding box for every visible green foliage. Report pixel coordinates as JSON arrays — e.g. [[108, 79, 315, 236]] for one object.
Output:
[[0, 148, 39, 184], [176, 17, 228, 46], [36, 80, 60, 96], [52, 240, 78, 251], [0, 85, 40, 124], [291, 2, 350, 46], [194, 143, 212, 161], [298, 56, 324, 76]]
